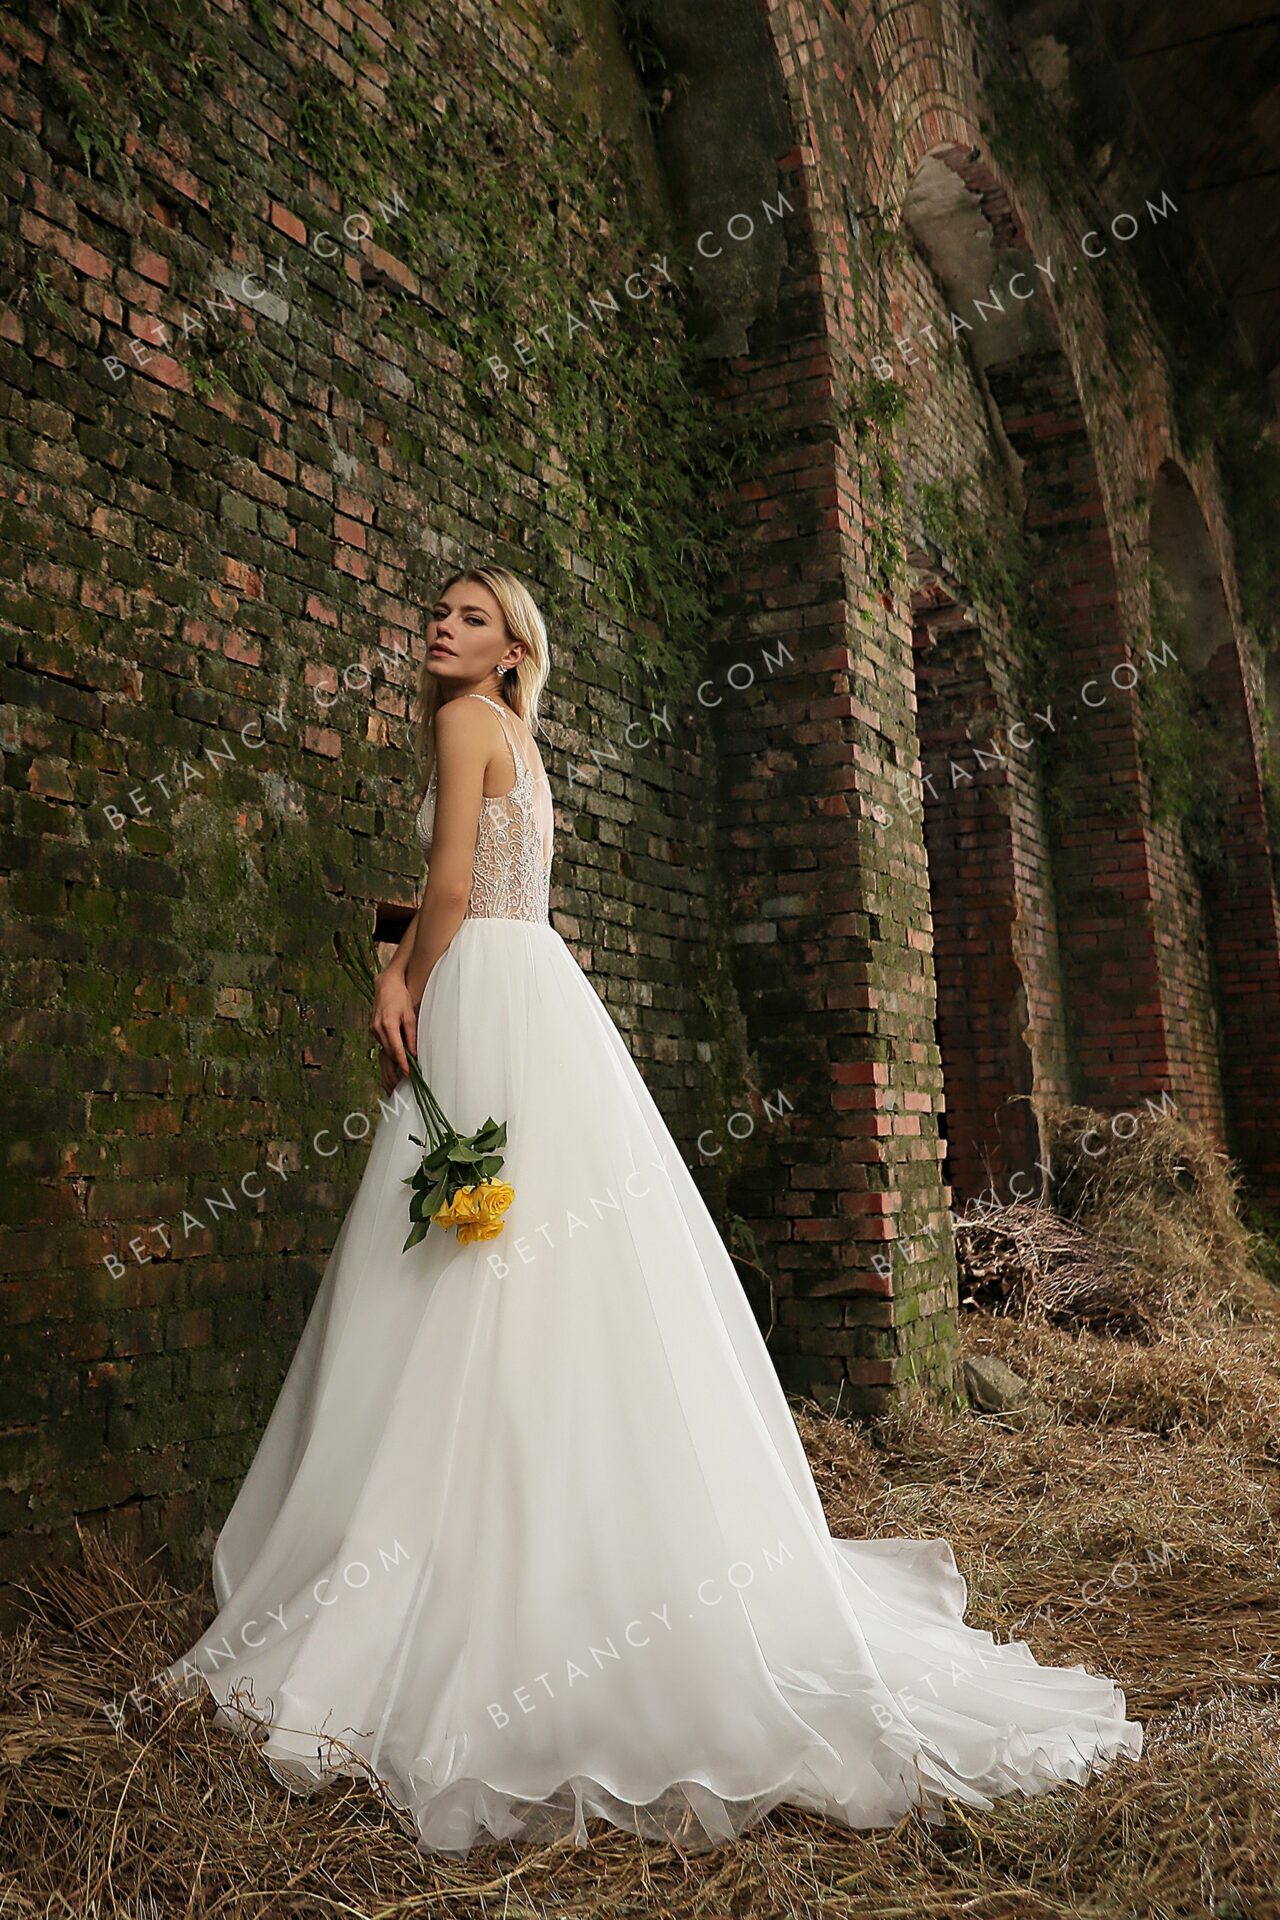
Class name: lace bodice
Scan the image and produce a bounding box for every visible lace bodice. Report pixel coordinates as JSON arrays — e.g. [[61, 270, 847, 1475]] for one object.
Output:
[[414, 693, 554, 923]]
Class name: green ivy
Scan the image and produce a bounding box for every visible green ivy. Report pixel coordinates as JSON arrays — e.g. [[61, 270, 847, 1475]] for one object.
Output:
[[975, 53, 1065, 187], [916, 470, 1051, 690], [914, 468, 1098, 826], [15, 268, 79, 332], [42, 0, 234, 205], [614, 0, 677, 132], [844, 372, 909, 622], [858, 206, 913, 274], [284, 9, 771, 704], [36, 0, 773, 709]]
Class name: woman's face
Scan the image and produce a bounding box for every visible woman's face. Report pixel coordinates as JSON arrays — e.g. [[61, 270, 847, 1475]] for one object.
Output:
[[426, 579, 522, 690]]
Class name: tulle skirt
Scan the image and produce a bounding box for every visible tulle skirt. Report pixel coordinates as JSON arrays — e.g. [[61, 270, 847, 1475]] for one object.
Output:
[[157, 916, 1143, 1855]]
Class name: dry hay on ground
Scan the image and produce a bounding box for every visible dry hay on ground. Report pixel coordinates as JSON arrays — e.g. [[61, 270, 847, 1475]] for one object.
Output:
[[1044, 1098, 1272, 1317], [953, 1200, 1164, 1336], [2, 1299, 1278, 1920], [955, 1100, 1279, 1337]]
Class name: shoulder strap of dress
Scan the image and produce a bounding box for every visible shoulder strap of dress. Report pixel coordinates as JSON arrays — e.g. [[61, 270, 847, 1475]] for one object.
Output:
[[461, 691, 520, 784]]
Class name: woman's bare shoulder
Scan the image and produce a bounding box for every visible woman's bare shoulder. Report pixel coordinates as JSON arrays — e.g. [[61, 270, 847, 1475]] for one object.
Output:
[[432, 697, 503, 748], [433, 695, 495, 730]]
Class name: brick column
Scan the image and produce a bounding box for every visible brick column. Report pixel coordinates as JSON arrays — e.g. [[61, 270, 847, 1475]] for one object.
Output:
[[989, 354, 1174, 1108], [709, 156, 957, 1417]]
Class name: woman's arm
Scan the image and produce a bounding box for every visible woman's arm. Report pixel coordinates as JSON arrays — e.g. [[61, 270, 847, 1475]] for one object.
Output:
[[370, 910, 421, 1093], [372, 699, 493, 1087], [403, 699, 492, 1003]]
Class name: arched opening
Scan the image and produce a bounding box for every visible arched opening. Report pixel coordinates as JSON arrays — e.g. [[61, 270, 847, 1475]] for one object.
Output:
[[1146, 461, 1280, 1197], [1149, 462, 1235, 672], [910, 575, 1042, 1205], [899, 143, 1161, 1180], [612, 2, 963, 1412], [901, 153, 1056, 377]]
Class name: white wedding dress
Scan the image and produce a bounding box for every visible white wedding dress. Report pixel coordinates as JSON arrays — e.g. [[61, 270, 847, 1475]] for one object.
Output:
[[158, 690, 1142, 1855]]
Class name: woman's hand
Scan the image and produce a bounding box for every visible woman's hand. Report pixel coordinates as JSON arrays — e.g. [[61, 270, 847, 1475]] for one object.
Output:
[[371, 966, 418, 1090]]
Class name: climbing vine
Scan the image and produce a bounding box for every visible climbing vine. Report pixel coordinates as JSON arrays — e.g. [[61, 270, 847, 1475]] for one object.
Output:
[[614, 0, 679, 131], [37, 0, 772, 709], [42, 0, 243, 207], [975, 52, 1065, 188], [283, 9, 771, 706], [916, 471, 1048, 679], [913, 467, 1105, 828], [844, 371, 909, 623]]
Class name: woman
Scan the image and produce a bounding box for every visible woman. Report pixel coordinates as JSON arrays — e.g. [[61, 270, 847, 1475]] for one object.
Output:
[[159, 564, 1142, 1856]]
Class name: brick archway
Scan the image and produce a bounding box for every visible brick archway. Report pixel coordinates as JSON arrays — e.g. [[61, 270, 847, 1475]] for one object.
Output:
[[910, 576, 1043, 1207], [1148, 460, 1280, 1199], [627, 3, 1279, 1420], [902, 143, 1173, 1118]]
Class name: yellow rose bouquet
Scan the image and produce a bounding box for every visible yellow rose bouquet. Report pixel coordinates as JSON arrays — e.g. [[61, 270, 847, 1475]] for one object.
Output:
[[337, 932, 515, 1253]]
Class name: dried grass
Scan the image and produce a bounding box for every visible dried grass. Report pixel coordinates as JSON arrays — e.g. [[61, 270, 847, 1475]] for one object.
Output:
[[956, 1100, 1279, 1336], [3, 1292, 1279, 1916], [2, 1106, 1277, 1916]]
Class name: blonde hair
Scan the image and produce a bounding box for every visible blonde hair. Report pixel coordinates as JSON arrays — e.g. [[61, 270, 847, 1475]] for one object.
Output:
[[413, 565, 551, 798]]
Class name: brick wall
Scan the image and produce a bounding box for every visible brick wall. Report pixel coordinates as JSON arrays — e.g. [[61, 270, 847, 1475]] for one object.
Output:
[[712, 4, 1280, 1403], [0, 0, 762, 1582]]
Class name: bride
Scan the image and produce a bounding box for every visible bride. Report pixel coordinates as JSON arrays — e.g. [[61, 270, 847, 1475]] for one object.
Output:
[[158, 564, 1142, 1855]]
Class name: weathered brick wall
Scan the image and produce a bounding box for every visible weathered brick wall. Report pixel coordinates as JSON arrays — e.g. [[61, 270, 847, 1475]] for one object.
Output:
[[892, 234, 1073, 1202], [0, 0, 765, 1582], [715, 0, 1280, 1403]]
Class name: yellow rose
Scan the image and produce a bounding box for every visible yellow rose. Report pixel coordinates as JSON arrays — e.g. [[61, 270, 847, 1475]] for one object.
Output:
[[457, 1216, 506, 1244], [434, 1179, 514, 1242], [454, 1181, 515, 1244], [476, 1179, 515, 1221], [433, 1184, 480, 1230]]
